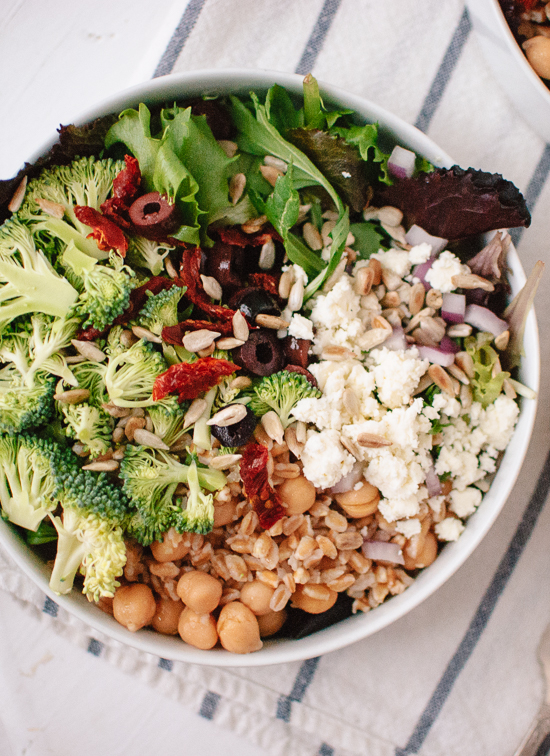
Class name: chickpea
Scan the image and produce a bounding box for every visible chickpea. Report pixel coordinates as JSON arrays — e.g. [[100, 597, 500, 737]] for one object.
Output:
[[415, 532, 438, 569], [213, 500, 237, 527], [217, 601, 263, 654], [240, 580, 275, 616], [177, 570, 222, 614], [151, 597, 183, 635], [278, 475, 316, 515], [151, 529, 189, 562], [335, 481, 380, 518], [113, 583, 156, 632], [523, 36, 550, 79], [178, 608, 218, 650], [290, 584, 337, 614], [257, 610, 287, 638]]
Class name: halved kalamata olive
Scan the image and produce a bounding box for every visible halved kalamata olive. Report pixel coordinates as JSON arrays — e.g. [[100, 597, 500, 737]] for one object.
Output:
[[204, 242, 245, 292], [210, 405, 257, 447], [187, 99, 233, 140], [285, 365, 318, 387], [129, 192, 181, 239], [233, 329, 284, 376], [283, 336, 311, 369], [229, 287, 280, 322]]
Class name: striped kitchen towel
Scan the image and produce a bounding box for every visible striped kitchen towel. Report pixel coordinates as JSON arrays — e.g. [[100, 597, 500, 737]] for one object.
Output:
[[2, 2, 550, 755]]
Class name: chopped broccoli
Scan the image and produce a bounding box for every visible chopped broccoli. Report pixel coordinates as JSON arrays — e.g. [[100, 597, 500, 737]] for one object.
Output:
[[73, 263, 135, 332], [103, 338, 168, 407], [137, 286, 186, 335], [248, 370, 321, 428], [69, 361, 108, 407], [148, 397, 188, 447], [119, 445, 225, 544], [0, 434, 61, 531], [0, 219, 78, 332], [183, 459, 215, 534], [17, 155, 125, 261], [0, 366, 56, 434], [61, 402, 114, 458], [126, 236, 172, 276]]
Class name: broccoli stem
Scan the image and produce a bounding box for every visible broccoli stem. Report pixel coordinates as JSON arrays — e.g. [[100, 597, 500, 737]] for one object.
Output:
[[192, 387, 217, 451]]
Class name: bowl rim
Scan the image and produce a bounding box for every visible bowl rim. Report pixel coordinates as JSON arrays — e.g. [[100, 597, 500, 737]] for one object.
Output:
[[0, 68, 540, 667]]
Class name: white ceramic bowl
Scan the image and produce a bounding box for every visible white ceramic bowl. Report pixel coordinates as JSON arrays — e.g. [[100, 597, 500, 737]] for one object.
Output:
[[0, 70, 540, 666], [466, 0, 550, 142]]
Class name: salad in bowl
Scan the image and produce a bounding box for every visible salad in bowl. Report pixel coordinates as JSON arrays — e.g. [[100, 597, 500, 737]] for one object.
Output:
[[0, 70, 541, 664]]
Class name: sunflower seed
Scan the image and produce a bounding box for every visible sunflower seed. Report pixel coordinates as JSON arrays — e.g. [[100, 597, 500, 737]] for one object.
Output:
[[321, 345, 354, 361], [260, 165, 284, 186], [232, 309, 249, 341], [36, 197, 65, 218], [183, 329, 221, 352], [112, 426, 125, 444], [183, 398, 207, 429], [54, 388, 90, 404], [241, 215, 267, 234], [425, 289, 443, 309], [261, 411, 284, 445], [494, 330, 510, 350], [343, 388, 361, 418], [229, 375, 252, 390], [210, 454, 243, 470], [102, 402, 131, 418], [217, 140, 238, 157], [455, 351, 475, 378], [71, 339, 107, 362], [409, 282, 425, 315], [65, 355, 86, 364], [200, 274, 222, 300], [340, 435, 361, 459], [278, 269, 294, 299], [216, 337, 245, 350], [377, 206, 403, 227], [302, 222, 323, 251], [255, 313, 290, 329], [82, 459, 119, 472], [446, 323, 472, 338], [428, 364, 456, 396], [264, 155, 288, 173], [381, 268, 403, 291], [295, 421, 307, 445], [357, 432, 392, 448], [354, 266, 374, 296], [420, 316, 446, 343], [288, 279, 304, 312], [258, 238, 276, 269], [207, 404, 248, 427], [8, 176, 27, 212], [229, 172, 246, 205], [198, 343, 216, 358], [165, 257, 178, 279], [131, 326, 162, 343], [447, 363, 470, 385], [451, 273, 494, 291], [404, 307, 435, 333], [412, 373, 434, 396], [132, 428, 170, 449]]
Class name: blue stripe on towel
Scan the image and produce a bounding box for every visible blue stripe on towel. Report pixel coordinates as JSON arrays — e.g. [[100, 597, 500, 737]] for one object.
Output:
[[199, 690, 221, 720], [153, 0, 208, 78], [87, 638, 104, 657], [415, 8, 472, 134], [511, 142, 550, 247], [276, 657, 321, 722], [42, 596, 58, 617], [158, 658, 174, 671], [318, 744, 335, 756], [395, 447, 550, 755], [295, 0, 343, 75]]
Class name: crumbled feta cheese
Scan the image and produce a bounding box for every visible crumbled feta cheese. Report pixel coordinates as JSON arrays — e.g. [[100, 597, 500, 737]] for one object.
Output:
[[425, 251, 469, 293], [288, 313, 314, 341], [449, 486, 482, 517], [435, 517, 465, 541], [365, 448, 426, 500], [282, 263, 308, 286], [477, 396, 519, 450], [408, 243, 432, 265], [378, 494, 422, 522], [395, 518, 422, 537], [300, 429, 355, 489], [432, 392, 461, 418], [309, 275, 365, 357], [367, 347, 429, 408], [371, 248, 411, 277]]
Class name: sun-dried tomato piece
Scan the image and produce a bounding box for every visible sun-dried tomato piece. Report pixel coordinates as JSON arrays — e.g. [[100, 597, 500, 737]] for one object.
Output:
[[162, 320, 234, 345], [152, 357, 239, 402], [74, 205, 128, 255], [248, 272, 280, 297], [217, 227, 282, 247], [240, 443, 286, 530], [101, 156, 142, 229], [180, 248, 235, 322]]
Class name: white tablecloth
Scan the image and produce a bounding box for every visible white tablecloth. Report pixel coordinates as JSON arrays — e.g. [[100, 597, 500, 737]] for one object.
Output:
[[1, 2, 550, 755]]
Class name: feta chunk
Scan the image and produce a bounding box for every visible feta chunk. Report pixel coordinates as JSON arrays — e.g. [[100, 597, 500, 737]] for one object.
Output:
[[371, 248, 411, 277], [408, 242, 433, 265], [395, 518, 422, 537], [300, 429, 355, 489], [288, 313, 314, 341], [367, 347, 429, 408], [425, 251, 469, 293], [449, 487, 482, 517], [435, 517, 465, 541]]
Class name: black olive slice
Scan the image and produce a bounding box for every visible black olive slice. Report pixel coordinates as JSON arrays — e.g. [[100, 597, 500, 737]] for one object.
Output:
[[129, 192, 181, 240], [229, 287, 280, 322], [233, 329, 284, 376], [204, 242, 245, 292], [210, 405, 257, 447]]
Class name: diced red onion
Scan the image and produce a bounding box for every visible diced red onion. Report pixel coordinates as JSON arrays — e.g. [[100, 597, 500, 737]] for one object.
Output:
[[464, 304, 508, 337], [439, 335, 459, 354], [405, 225, 448, 255], [416, 345, 455, 367], [441, 293, 466, 324], [412, 258, 435, 290], [328, 461, 364, 494], [388, 145, 416, 180], [382, 326, 407, 351], [425, 465, 442, 497], [362, 540, 405, 565]]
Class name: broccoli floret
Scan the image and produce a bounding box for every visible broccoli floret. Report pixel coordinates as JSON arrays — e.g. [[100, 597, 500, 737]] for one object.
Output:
[[103, 338, 168, 408], [0, 434, 61, 531], [119, 445, 225, 544], [0, 366, 56, 434], [61, 403, 114, 458], [137, 286, 186, 335], [0, 219, 78, 332], [69, 361, 108, 406], [126, 236, 172, 276], [248, 370, 321, 428], [148, 396, 187, 447], [0, 314, 79, 388], [183, 459, 214, 534], [17, 155, 125, 262], [74, 263, 135, 332]]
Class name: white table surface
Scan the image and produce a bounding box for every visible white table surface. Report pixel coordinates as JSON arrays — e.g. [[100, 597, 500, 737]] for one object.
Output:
[[0, 1, 263, 753]]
